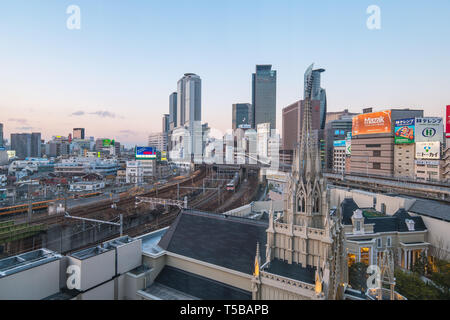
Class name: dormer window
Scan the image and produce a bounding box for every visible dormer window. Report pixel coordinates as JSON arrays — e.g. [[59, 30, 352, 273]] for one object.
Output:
[[356, 221, 361, 231], [405, 219, 415, 231], [352, 209, 364, 234]]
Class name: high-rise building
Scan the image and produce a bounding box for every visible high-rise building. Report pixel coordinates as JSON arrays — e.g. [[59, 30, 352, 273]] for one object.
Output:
[[232, 103, 252, 130], [282, 100, 321, 151], [304, 64, 327, 129], [325, 118, 353, 170], [169, 92, 177, 130], [162, 114, 170, 133], [31, 133, 41, 157], [252, 65, 276, 129], [350, 109, 424, 176], [11, 133, 40, 159], [148, 132, 168, 152], [73, 128, 85, 140], [0, 123, 3, 147], [177, 73, 201, 128]]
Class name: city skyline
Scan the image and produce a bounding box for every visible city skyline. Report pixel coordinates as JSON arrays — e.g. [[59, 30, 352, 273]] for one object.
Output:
[[1, 1, 450, 147]]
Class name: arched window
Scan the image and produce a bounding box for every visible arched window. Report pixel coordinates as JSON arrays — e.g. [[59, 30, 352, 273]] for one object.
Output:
[[313, 192, 320, 213], [297, 195, 305, 212]]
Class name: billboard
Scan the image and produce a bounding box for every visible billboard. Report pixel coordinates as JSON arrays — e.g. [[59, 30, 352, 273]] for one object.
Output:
[[333, 140, 346, 147], [394, 118, 415, 144], [415, 117, 443, 143], [7, 150, 16, 159], [446, 105, 450, 138], [102, 139, 115, 147], [415, 142, 440, 159], [136, 147, 156, 160], [352, 110, 392, 136], [161, 151, 167, 161]]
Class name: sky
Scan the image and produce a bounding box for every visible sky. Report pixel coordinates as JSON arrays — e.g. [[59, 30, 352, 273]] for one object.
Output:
[[0, 0, 449, 147]]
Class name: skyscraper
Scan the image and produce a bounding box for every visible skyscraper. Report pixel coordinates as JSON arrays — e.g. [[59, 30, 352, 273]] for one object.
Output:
[[304, 64, 327, 129], [0, 123, 3, 147], [162, 114, 170, 133], [177, 73, 201, 128], [11, 133, 32, 159], [73, 128, 85, 139], [31, 132, 41, 157], [252, 65, 277, 130], [169, 92, 177, 129], [232, 103, 252, 130]]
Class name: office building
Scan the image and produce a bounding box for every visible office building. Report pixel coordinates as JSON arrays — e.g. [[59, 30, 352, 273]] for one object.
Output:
[[252, 65, 276, 129], [11, 133, 41, 159], [232, 103, 252, 130], [169, 92, 177, 130], [325, 117, 353, 170], [0, 123, 3, 147], [325, 109, 358, 125], [304, 64, 327, 129], [73, 128, 85, 140], [394, 144, 415, 178], [282, 100, 321, 152], [350, 109, 423, 176], [177, 73, 201, 128], [162, 114, 170, 133], [148, 132, 168, 152]]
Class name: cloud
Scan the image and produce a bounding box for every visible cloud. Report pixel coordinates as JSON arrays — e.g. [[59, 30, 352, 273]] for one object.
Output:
[[89, 110, 123, 119], [70, 110, 124, 119], [119, 130, 136, 135], [8, 118, 28, 124], [15, 126, 37, 131]]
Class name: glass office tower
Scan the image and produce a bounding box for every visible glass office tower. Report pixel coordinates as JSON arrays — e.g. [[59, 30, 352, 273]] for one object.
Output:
[[252, 65, 277, 130], [304, 63, 327, 130]]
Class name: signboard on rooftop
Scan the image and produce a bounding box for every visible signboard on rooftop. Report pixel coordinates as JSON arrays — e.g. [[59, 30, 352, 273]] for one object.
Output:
[[352, 110, 392, 136], [394, 118, 415, 144]]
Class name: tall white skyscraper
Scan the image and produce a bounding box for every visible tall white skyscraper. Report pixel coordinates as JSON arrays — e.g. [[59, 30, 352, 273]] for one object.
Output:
[[176, 73, 201, 128]]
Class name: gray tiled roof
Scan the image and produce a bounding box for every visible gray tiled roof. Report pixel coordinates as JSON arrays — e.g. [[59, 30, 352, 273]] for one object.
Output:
[[264, 259, 316, 284], [408, 199, 450, 222], [153, 266, 252, 300], [158, 210, 267, 275]]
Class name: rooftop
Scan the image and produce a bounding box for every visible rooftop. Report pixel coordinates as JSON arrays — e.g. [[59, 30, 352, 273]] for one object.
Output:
[[158, 209, 267, 275], [263, 259, 316, 285], [0, 248, 61, 278], [70, 235, 137, 260]]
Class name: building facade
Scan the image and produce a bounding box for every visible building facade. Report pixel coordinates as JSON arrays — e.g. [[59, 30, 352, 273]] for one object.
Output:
[[232, 103, 252, 130], [73, 128, 85, 140], [394, 144, 415, 178], [11, 133, 41, 159], [252, 65, 277, 130], [304, 64, 327, 129], [169, 92, 177, 130], [177, 73, 201, 128]]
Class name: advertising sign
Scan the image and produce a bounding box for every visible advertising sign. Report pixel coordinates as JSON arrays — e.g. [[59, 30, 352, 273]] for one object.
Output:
[[333, 140, 346, 147], [394, 118, 415, 144], [415, 142, 440, 159], [446, 105, 450, 138], [352, 110, 392, 136], [415, 117, 443, 143], [102, 139, 115, 147], [415, 159, 439, 166], [136, 147, 156, 160], [161, 151, 167, 161]]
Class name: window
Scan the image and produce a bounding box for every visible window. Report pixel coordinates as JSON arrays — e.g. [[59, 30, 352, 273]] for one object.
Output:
[[387, 237, 392, 247], [373, 163, 381, 169], [373, 150, 381, 157], [356, 221, 361, 231], [360, 247, 371, 265], [366, 144, 381, 148], [377, 238, 382, 248], [381, 203, 386, 214]]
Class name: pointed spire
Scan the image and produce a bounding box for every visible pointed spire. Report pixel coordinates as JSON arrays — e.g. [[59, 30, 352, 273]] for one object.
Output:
[[253, 242, 261, 277]]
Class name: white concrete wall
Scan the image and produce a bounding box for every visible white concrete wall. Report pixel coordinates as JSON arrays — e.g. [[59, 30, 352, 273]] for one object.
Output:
[[67, 250, 115, 291], [80, 279, 114, 300], [116, 239, 142, 274], [0, 260, 60, 300], [408, 214, 450, 260]]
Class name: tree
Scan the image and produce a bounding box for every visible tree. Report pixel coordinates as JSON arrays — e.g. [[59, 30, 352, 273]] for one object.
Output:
[[395, 269, 441, 300], [412, 252, 428, 276], [348, 262, 368, 291]]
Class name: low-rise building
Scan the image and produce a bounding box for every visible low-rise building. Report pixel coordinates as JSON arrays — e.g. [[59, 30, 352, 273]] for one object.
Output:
[[126, 160, 156, 184]]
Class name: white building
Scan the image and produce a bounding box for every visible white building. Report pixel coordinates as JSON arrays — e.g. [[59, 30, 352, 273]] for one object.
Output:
[[148, 132, 168, 152], [126, 160, 155, 184], [69, 181, 105, 192], [54, 157, 119, 176], [257, 123, 270, 161]]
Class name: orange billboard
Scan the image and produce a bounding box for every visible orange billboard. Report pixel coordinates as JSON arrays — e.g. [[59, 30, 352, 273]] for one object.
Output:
[[352, 110, 392, 136]]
